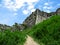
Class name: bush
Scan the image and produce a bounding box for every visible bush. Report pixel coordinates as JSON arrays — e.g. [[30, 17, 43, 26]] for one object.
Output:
[[0, 30, 26, 45]]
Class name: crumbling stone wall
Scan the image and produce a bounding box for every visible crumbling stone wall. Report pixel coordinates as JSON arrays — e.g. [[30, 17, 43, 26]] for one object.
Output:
[[23, 8, 60, 28], [23, 12, 36, 28], [0, 8, 60, 30], [56, 8, 60, 15]]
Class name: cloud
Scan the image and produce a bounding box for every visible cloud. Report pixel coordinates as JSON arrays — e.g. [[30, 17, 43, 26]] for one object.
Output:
[[43, 6, 52, 9], [43, 2, 53, 9], [43, 6, 53, 13], [44, 3, 49, 5], [23, 10, 29, 15], [45, 10, 51, 13], [42, 2, 54, 13], [3, 0, 24, 11], [2, 0, 39, 14], [28, 4, 34, 10], [31, 9, 36, 12]]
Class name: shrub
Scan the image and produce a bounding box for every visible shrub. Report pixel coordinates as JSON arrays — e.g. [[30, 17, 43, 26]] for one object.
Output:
[[0, 30, 26, 45]]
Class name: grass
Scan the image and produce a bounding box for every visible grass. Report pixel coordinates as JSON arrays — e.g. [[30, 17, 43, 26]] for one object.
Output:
[[28, 15, 60, 45], [0, 30, 27, 45], [0, 15, 60, 45]]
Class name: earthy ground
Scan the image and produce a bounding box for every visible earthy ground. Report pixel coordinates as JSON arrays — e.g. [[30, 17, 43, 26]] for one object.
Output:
[[24, 35, 39, 45]]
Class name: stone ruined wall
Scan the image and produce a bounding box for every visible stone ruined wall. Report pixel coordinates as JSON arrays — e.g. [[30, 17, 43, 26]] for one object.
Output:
[[35, 10, 46, 24], [35, 8, 60, 24], [23, 12, 36, 28], [56, 8, 60, 15], [0, 24, 11, 31], [0, 8, 60, 31], [23, 8, 60, 28]]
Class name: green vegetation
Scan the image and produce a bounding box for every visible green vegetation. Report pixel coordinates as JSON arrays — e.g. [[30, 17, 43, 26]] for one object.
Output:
[[0, 30, 26, 45], [28, 15, 60, 45], [0, 15, 60, 45]]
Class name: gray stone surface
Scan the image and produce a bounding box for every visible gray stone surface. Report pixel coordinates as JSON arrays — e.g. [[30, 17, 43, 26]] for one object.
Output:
[[23, 8, 60, 28], [0, 8, 60, 31], [56, 8, 60, 15]]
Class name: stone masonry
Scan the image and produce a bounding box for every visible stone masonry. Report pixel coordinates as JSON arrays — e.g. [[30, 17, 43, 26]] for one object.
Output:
[[23, 8, 60, 28], [0, 8, 60, 31]]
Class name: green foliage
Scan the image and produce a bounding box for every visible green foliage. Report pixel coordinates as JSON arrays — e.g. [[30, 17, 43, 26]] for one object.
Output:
[[28, 15, 60, 45], [0, 30, 26, 45]]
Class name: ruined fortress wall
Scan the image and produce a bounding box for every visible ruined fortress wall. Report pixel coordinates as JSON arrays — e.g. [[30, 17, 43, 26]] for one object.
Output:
[[56, 8, 60, 15], [23, 12, 36, 28], [35, 15, 46, 24], [23, 8, 60, 28], [0, 8, 60, 31], [35, 10, 47, 24]]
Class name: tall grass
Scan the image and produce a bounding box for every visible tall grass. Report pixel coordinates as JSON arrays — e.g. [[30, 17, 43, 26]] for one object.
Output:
[[28, 15, 60, 45], [0, 30, 27, 45]]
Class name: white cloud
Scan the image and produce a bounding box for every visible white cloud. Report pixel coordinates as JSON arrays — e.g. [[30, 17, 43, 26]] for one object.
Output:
[[2, 0, 39, 15], [43, 6, 52, 9], [43, 2, 53, 13], [2, 0, 39, 12], [43, 2, 54, 9], [43, 2, 53, 9], [43, 6, 53, 13], [28, 5, 34, 10], [22, 8, 36, 15], [43, 6, 47, 9], [23, 10, 29, 15], [25, 0, 38, 3], [31, 9, 36, 12], [46, 10, 51, 13], [44, 3, 49, 5]]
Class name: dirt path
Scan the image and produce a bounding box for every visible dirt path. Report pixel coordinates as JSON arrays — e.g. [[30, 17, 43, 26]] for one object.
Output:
[[24, 35, 39, 45]]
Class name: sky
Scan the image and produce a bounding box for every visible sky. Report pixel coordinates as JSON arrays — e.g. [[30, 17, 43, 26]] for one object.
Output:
[[0, 0, 60, 26]]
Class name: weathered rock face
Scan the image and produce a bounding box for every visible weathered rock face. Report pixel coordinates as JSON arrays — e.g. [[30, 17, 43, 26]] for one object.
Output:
[[23, 8, 60, 28], [23, 12, 37, 28], [56, 8, 60, 15], [0, 24, 11, 31], [0, 8, 60, 31]]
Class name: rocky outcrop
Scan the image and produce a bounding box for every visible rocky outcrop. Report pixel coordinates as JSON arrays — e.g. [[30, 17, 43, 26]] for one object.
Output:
[[23, 8, 60, 28], [56, 8, 60, 15], [0, 8, 60, 31], [0, 24, 11, 31]]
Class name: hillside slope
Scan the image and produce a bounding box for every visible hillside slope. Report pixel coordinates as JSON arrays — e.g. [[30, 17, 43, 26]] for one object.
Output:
[[28, 15, 60, 45]]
